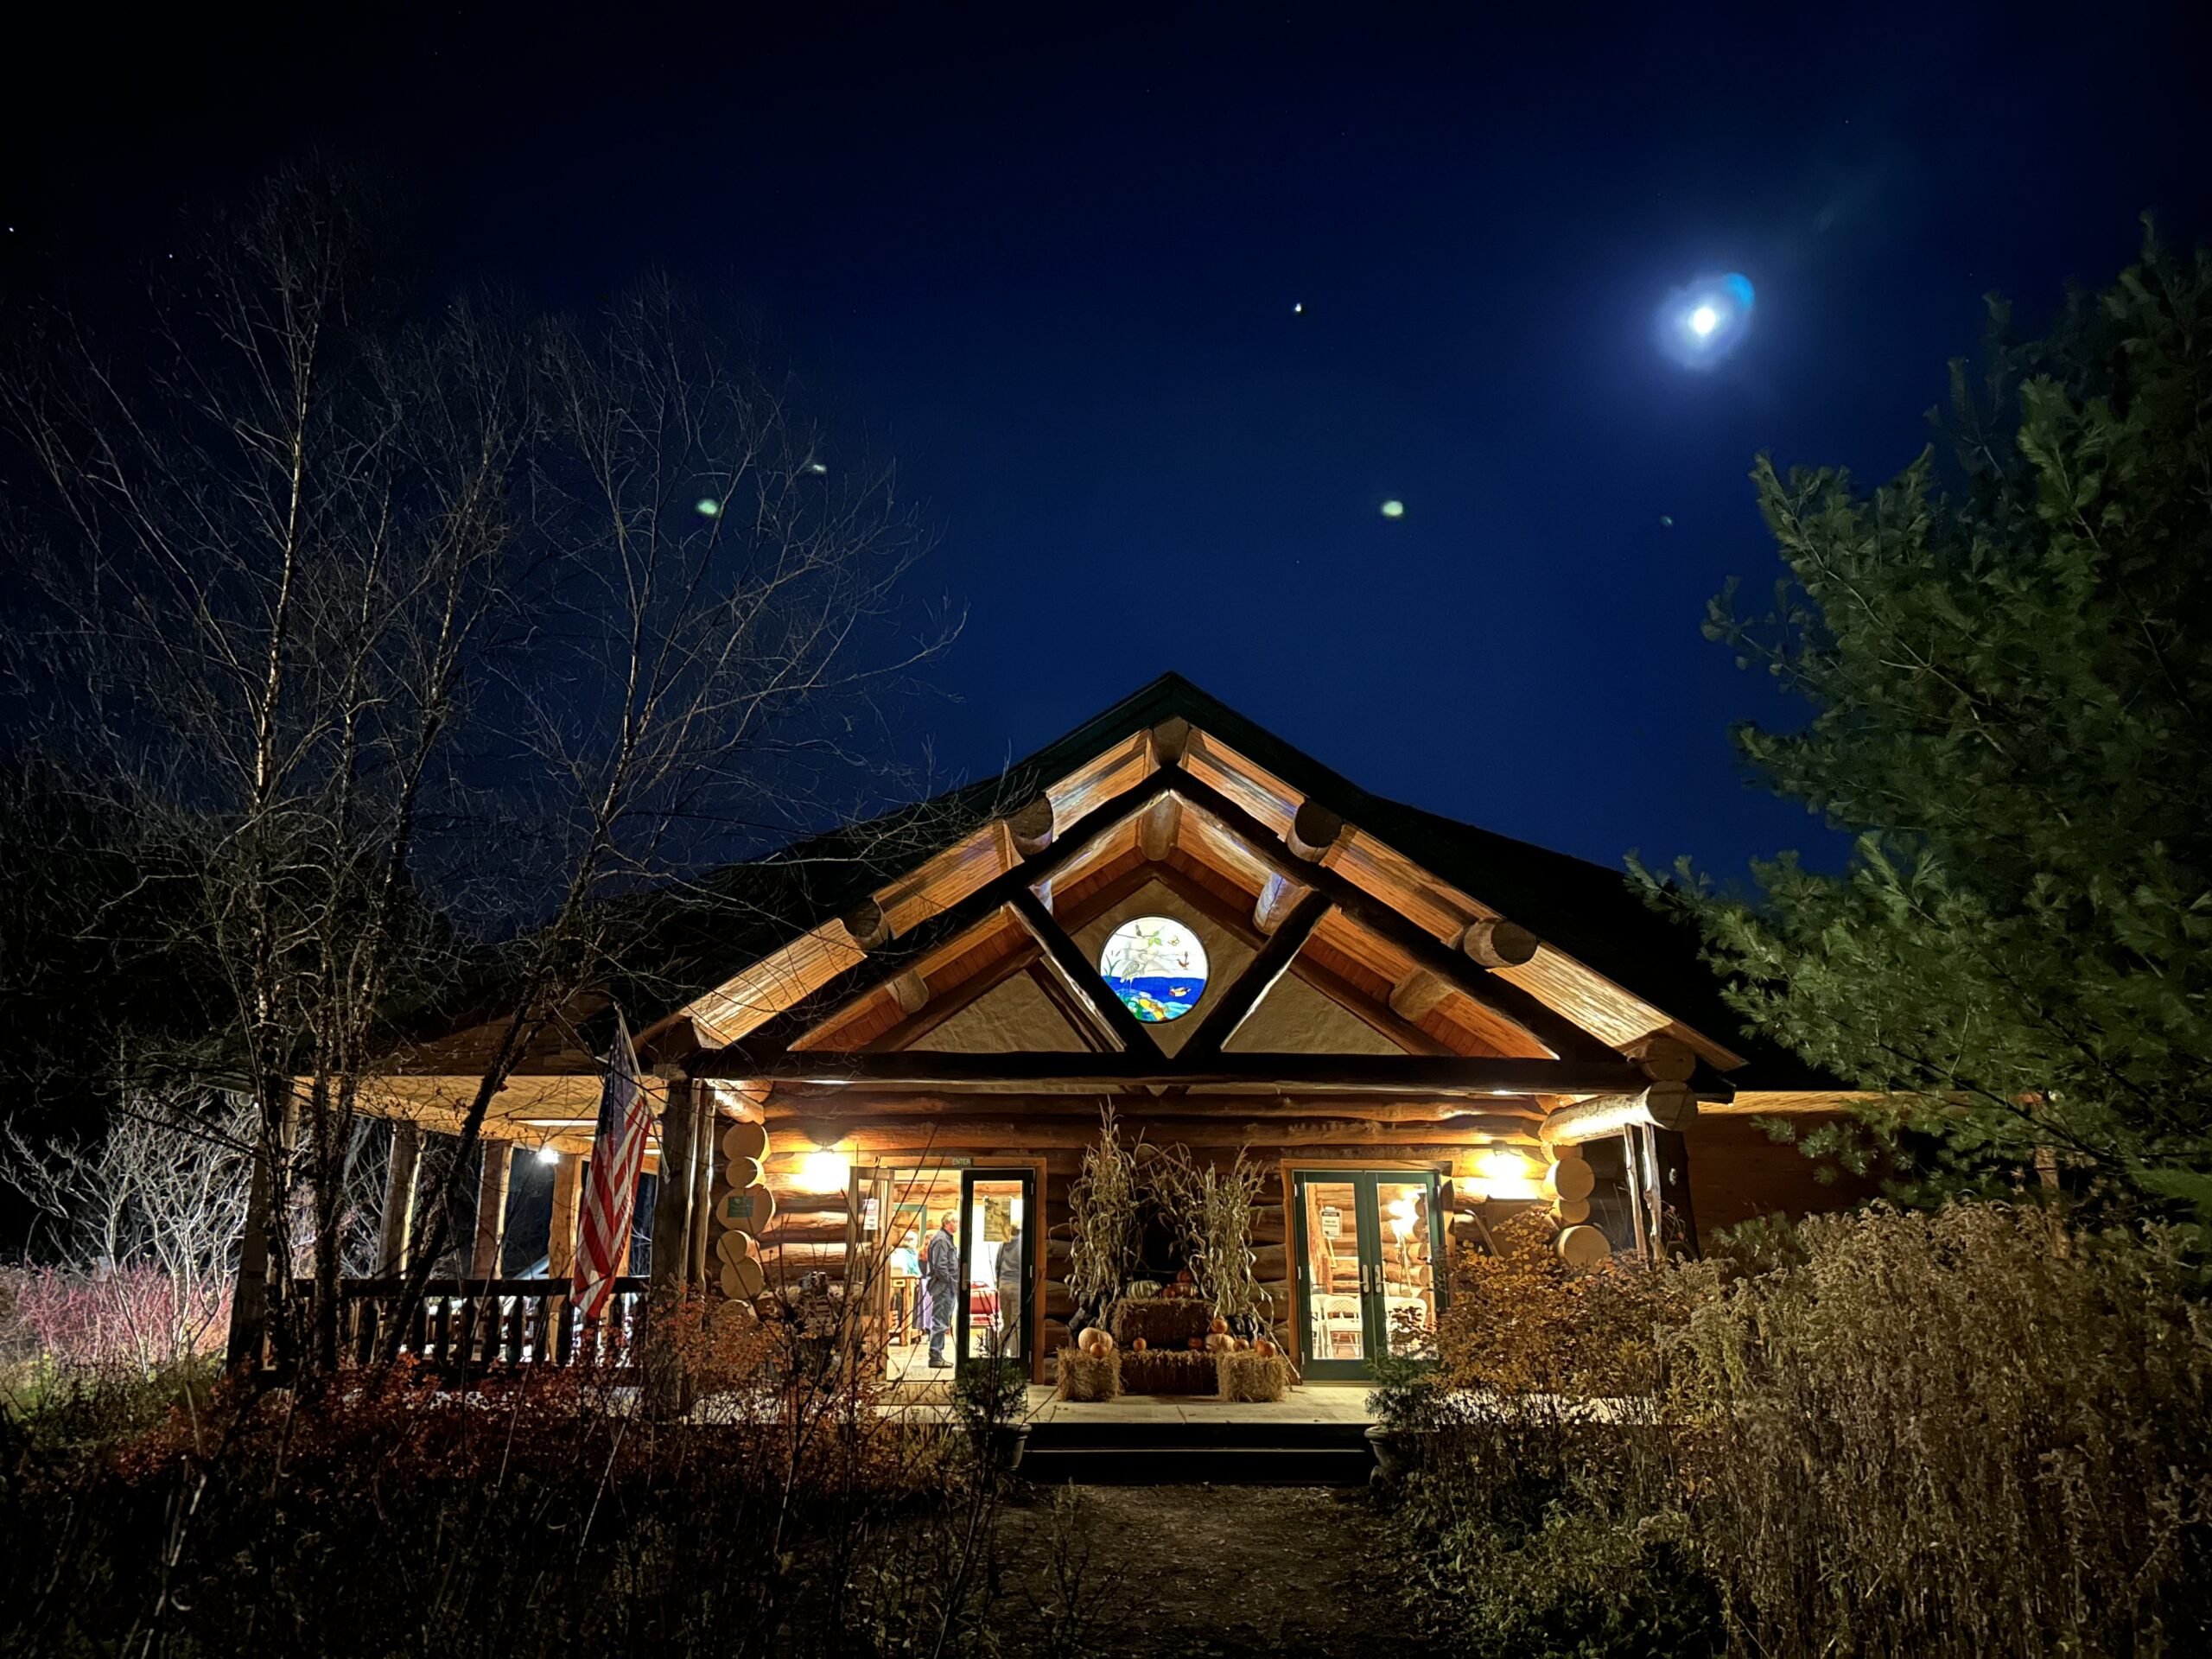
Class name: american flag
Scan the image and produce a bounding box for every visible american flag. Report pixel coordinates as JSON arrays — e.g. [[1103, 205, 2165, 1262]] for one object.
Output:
[[572, 1010, 649, 1321]]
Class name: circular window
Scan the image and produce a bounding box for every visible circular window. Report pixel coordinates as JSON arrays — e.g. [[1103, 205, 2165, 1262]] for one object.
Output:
[[1097, 915, 1210, 1022]]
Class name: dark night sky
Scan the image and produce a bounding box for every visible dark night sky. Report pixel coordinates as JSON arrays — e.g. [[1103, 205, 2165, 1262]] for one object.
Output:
[[8, 3, 2209, 884]]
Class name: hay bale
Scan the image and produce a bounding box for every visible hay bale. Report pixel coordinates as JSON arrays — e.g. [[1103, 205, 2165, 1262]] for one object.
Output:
[[1109, 1296, 1211, 1351], [1119, 1346, 1219, 1396], [1217, 1350, 1293, 1402], [1055, 1345, 1122, 1402]]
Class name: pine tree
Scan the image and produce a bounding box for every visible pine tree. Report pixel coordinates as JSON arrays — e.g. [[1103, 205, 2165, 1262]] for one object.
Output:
[[1645, 227, 2212, 1216]]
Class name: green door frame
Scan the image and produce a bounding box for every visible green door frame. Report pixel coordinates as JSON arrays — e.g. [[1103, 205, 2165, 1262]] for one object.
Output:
[[954, 1166, 1036, 1379], [1290, 1167, 1444, 1381]]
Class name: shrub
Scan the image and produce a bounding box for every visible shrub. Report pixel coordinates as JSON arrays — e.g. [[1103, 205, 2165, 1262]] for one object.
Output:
[[1382, 1203, 2212, 1658], [1675, 1203, 2212, 1656]]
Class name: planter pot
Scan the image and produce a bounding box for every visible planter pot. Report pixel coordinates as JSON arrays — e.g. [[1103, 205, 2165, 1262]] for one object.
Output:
[[969, 1421, 1032, 1473], [1365, 1423, 1429, 1482]]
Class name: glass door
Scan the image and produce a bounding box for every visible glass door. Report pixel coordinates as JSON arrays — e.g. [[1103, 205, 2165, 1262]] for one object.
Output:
[[955, 1168, 1033, 1373], [847, 1169, 896, 1376], [1292, 1169, 1441, 1379]]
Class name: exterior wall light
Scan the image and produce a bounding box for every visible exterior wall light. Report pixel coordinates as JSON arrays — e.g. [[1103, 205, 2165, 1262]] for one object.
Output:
[[796, 1148, 852, 1195]]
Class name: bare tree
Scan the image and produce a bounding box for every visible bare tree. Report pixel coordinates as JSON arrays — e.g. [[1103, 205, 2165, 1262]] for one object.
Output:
[[1, 1089, 255, 1364], [1, 168, 955, 1376]]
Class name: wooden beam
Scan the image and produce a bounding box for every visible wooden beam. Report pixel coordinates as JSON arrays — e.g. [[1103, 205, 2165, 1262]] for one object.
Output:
[[1252, 871, 1306, 935], [1178, 892, 1330, 1062], [764, 1090, 1545, 1124], [1538, 1082, 1698, 1146], [1286, 800, 1344, 862], [1007, 793, 1057, 857], [766, 1114, 1540, 1153], [1011, 886, 1162, 1055], [1138, 793, 1181, 862], [861, 940, 1038, 1052], [724, 768, 1183, 1061], [701, 1046, 1645, 1096], [1163, 767, 1619, 1062], [1625, 1033, 1698, 1083], [1149, 716, 1192, 766], [1023, 962, 1116, 1054], [1460, 918, 1539, 969], [376, 1120, 422, 1274]]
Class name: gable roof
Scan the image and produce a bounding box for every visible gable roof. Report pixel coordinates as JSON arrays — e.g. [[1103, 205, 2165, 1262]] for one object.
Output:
[[619, 671, 1812, 1086]]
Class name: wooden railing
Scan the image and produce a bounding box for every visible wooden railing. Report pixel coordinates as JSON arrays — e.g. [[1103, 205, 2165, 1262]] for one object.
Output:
[[301, 1276, 650, 1372]]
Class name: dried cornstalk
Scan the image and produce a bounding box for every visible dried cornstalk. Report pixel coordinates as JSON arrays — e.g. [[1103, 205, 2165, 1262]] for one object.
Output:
[[1144, 1142, 1273, 1329], [1066, 1105, 1140, 1313]]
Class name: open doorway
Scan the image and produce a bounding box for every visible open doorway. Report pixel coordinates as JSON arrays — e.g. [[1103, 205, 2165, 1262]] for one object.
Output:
[[849, 1163, 1036, 1384]]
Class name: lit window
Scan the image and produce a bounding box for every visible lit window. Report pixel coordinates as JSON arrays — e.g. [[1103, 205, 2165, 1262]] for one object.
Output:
[[1096, 915, 1209, 1022]]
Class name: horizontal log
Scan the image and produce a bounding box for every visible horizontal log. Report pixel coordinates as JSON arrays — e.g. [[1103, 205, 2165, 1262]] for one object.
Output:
[[1539, 1083, 1697, 1146], [702, 1048, 1647, 1096], [842, 899, 892, 952], [1625, 1034, 1697, 1083], [1046, 1282, 1074, 1319], [1007, 795, 1057, 857], [763, 1116, 1541, 1154], [760, 1214, 849, 1245], [1044, 1319, 1071, 1351], [1287, 801, 1344, 861], [761, 1091, 1542, 1124]]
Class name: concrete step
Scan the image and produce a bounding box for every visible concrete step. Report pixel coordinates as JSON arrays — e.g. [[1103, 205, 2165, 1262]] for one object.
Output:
[[1020, 1416, 1374, 1485]]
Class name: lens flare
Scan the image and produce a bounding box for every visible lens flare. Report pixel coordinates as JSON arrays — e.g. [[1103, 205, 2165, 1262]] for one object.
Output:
[[1657, 272, 1756, 368], [1380, 499, 1405, 518]]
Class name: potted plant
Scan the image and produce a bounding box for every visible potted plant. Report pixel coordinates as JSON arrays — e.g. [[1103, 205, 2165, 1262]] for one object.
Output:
[[1364, 1312, 1442, 1483], [951, 1357, 1033, 1473]]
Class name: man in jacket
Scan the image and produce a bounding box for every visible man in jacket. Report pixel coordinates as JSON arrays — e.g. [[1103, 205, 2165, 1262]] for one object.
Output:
[[924, 1211, 960, 1368], [993, 1220, 1024, 1359]]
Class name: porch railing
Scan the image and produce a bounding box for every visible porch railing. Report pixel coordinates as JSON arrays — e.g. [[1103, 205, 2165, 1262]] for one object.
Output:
[[299, 1276, 649, 1372]]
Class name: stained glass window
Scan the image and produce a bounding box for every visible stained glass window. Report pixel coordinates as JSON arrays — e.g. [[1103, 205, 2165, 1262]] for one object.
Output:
[[1097, 915, 1209, 1022]]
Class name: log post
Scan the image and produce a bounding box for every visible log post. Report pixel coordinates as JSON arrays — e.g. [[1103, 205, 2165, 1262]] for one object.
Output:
[[1460, 918, 1539, 969], [690, 1088, 716, 1288], [377, 1120, 423, 1274], [1625, 1033, 1697, 1083], [1651, 1126, 1700, 1258], [645, 1078, 699, 1416], [547, 1154, 583, 1280], [471, 1142, 513, 1278], [649, 1079, 698, 1291], [1149, 717, 1192, 766]]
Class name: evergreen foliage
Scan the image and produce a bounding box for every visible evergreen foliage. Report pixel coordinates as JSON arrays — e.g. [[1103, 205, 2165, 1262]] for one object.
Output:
[[1643, 228, 2212, 1213]]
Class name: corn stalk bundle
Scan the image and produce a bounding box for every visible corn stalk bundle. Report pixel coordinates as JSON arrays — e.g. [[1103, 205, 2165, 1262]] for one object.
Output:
[[1066, 1104, 1141, 1313], [1143, 1142, 1274, 1329]]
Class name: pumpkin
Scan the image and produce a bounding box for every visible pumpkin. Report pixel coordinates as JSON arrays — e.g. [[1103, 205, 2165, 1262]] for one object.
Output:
[[1130, 1338, 1147, 1352], [1255, 1338, 1277, 1358], [1209, 1316, 1230, 1335], [1187, 1338, 1205, 1352], [1077, 1328, 1103, 1356], [1205, 1332, 1233, 1353], [1091, 1329, 1114, 1352]]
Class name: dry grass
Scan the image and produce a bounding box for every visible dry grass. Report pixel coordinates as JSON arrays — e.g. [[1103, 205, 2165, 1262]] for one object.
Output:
[[1382, 1203, 2212, 1658]]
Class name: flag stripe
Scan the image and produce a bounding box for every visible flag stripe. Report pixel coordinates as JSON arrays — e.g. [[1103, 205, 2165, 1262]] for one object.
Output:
[[572, 1012, 650, 1323]]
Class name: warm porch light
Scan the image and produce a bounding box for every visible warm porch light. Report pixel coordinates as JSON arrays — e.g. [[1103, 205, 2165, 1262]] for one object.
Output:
[[797, 1148, 852, 1194], [1468, 1147, 1545, 1199], [535, 1144, 561, 1166]]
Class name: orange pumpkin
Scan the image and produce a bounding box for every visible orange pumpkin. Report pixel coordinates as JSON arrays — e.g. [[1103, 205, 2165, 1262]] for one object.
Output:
[[1187, 1338, 1205, 1352], [1255, 1338, 1277, 1358], [1130, 1338, 1147, 1352], [1209, 1316, 1230, 1335]]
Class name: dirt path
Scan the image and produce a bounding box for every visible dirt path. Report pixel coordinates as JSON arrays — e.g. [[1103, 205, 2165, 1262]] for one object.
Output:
[[992, 1483, 1440, 1657]]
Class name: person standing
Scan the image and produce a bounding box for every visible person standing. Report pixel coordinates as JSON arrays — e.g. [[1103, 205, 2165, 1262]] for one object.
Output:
[[924, 1211, 960, 1368], [993, 1218, 1024, 1359]]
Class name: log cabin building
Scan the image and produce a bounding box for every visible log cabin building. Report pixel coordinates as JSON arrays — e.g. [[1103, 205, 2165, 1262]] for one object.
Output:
[[344, 674, 1876, 1384]]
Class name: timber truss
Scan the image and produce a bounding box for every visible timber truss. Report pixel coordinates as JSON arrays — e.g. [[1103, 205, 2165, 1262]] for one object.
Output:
[[662, 696, 1736, 1148]]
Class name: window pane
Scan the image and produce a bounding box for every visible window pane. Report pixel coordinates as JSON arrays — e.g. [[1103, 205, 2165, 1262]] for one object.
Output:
[[964, 1179, 1027, 1362], [1376, 1179, 1435, 1355], [1300, 1180, 1366, 1363]]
